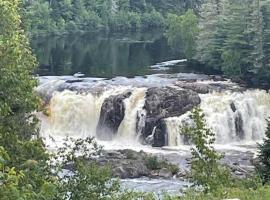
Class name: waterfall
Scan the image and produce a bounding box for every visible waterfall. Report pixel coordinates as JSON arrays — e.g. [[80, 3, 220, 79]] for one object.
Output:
[[165, 114, 190, 146], [40, 86, 131, 139], [38, 76, 270, 148], [117, 88, 146, 142], [165, 89, 270, 146]]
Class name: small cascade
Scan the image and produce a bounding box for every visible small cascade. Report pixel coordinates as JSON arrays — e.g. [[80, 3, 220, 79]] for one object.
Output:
[[200, 90, 270, 143], [117, 88, 147, 142], [165, 89, 270, 146], [40, 86, 131, 139], [136, 109, 147, 141], [165, 113, 191, 146]]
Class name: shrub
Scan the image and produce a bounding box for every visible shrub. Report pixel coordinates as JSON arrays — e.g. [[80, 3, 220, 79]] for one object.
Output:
[[145, 155, 179, 175], [145, 155, 161, 170]]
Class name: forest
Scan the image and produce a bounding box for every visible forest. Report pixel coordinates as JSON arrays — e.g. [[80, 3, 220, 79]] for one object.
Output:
[[1, 0, 270, 199], [23, 0, 270, 87], [22, 0, 201, 34]]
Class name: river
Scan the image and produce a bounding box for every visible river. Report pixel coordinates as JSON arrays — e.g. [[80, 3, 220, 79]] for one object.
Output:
[[32, 31, 270, 194], [31, 31, 207, 78]]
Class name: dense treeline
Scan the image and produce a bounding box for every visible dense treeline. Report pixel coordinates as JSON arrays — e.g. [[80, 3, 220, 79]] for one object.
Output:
[[22, 0, 202, 35], [196, 0, 270, 88], [165, 0, 270, 88]]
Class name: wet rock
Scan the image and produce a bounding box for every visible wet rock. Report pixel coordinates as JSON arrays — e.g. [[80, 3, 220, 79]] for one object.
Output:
[[96, 150, 151, 179], [97, 91, 132, 140], [235, 112, 244, 140], [153, 120, 168, 147], [230, 102, 237, 112], [102, 150, 125, 159], [65, 79, 83, 84], [210, 75, 226, 82], [142, 87, 201, 146], [177, 169, 189, 179], [158, 168, 173, 178], [112, 161, 149, 179], [175, 81, 210, 94]]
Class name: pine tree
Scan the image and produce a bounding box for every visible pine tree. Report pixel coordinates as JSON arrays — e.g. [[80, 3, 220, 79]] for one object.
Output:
[[196, 0, 225, 71], [257, 120, 270, 184], [244, 0, 270, 87], [220, 0, 255, 76], [258, 0, 270, 87]]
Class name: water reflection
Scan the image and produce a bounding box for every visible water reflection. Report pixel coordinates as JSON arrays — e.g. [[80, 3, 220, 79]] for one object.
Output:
[[31, 31, 183, 78]]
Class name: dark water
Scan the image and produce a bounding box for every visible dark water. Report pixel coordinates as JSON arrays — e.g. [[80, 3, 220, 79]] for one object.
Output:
[[31, 31, 197, 78]]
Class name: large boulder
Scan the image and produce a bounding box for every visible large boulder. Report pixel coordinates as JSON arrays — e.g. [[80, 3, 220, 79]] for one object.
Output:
[[141, 87, 201, 147], [175, 81, 210, 94], [95, 150, 150, 179], [96, 91, 132, 140], [158, 168, 173, 178]]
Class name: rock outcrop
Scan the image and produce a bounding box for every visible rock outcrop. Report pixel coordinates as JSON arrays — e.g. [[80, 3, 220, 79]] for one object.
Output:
[[141, 87, 201, 146], [93, 149, 179, 179], [96, 91, 132, 140]]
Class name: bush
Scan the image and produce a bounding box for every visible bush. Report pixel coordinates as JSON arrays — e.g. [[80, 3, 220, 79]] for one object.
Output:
[[145, 156, 161, 170], [144, 155, 179, 175]]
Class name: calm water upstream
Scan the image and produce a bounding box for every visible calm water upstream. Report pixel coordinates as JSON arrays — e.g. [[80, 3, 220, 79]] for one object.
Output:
[[31, 31, 203, 78]]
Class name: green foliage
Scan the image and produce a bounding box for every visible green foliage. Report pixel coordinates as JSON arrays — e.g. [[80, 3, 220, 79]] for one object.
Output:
[[221, 49, 242, 76], [109, 11, 141, 31], [145, 155, 160, 170], [24, 1, 56, 35], [0, 1, 60, 199], [23, 0, 201, 35], [144, 155, 179, 175], [165, 9, 199, 59], [196, 0, 270, 88], [0, 1, 143, 199], [50, 137, 120, 200], [183, 107, 231, 192], [0, 145, 58, 200], [0, 0, 39, 139], [164, 186, 270, 200], [141, 9, 165, 29], [257, 120, 270, 184]]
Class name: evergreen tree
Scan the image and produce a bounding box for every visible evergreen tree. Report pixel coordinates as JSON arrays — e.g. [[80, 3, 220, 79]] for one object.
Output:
[[195, 0, 225, 71], [196, 0, 270, 87], [256, 0, 270, 87], [221, 0, 254, 76], [257, 120, 270, 184]]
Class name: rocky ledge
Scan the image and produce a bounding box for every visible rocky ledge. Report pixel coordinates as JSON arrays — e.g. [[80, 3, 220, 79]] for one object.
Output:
[[88, 148, 256, 180], [92, 149, 181, 179]]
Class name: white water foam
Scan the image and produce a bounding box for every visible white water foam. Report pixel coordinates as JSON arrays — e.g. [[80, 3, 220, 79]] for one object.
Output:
[[165, 89, 270, 146], [117, 87, 147, 143], [37, 76, 270, 152], [40, 86, 131, 139]]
